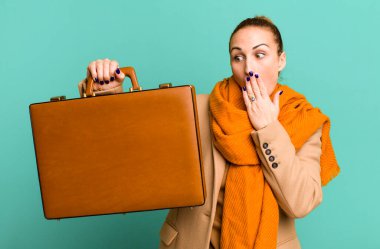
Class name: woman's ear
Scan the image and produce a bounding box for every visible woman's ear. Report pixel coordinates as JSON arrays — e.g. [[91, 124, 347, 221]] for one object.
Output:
[[278, 51, 286, 72]]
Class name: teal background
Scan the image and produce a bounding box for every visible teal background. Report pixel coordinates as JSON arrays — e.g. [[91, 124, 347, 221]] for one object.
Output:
[[1, 0, 379, 248]]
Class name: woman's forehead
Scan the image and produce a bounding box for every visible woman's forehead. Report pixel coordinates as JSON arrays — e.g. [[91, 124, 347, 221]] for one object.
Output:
[[230, 27, 276, 50]]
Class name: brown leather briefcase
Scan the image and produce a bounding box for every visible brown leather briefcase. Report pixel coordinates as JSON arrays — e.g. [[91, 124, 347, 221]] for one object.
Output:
[[29, 67, 206, 219]]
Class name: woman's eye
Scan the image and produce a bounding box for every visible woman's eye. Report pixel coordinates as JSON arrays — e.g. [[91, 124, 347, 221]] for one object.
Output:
[[256, 53, 265, 59], [234, 55, 244, 62]]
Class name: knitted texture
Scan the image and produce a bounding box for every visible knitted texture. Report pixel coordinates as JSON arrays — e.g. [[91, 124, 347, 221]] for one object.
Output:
[[209, 77, 340, 249]]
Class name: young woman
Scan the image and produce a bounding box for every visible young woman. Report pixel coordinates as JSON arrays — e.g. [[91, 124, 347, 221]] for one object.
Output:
[[78, 16, 340, 249]]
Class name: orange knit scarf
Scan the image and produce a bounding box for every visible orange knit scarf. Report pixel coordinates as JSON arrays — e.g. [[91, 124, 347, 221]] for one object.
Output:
[[209, 76, 340, 249]]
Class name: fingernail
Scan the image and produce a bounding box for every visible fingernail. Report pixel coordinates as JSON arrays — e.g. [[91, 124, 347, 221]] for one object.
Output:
[[110, 76, 115, 81], [254, 73, 259, 79], [94, 78, 98, 82], [100, 81, 104, 85], [279, 90, 283, 95], [249, 71, 254, 77], [246, 76, 250, 81], [116, 68, 121, 74], [243, 86, 247, 91], [105, 80, 109, 84]]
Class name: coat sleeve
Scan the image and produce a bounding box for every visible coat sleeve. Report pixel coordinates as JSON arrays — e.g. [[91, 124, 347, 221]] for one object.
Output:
[[77, 79, 123, 97], [250, 120, 323, 218]]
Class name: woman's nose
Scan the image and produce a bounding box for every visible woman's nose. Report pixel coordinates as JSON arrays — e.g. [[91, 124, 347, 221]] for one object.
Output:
[[244, 62, 255, 76]]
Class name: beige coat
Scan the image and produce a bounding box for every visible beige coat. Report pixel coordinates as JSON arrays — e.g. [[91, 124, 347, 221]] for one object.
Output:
[[158, 94, 323, 249], [77, 82, 323, 249]]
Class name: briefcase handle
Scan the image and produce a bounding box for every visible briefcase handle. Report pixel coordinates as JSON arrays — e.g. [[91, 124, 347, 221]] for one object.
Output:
[[85, 66, 142, 97]]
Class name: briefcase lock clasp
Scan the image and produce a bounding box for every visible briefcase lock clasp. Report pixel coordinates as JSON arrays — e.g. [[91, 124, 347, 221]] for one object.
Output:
[[159, 83, 172, 89], [50, 96, 66, 102]]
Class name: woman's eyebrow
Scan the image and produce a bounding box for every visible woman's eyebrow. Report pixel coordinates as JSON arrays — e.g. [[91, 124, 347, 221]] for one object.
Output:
[[230, 43, 269, 53], [230, 47, 242, 52], [252, 43, 269, 49]]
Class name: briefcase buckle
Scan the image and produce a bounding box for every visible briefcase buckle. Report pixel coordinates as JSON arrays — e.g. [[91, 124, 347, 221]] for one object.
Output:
[[129, 86, 143, 92]]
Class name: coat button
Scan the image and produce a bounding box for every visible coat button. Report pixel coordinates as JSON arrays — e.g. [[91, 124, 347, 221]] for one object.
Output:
[[263, 143, 268, 149], [272, 163, 278, 169], [265, 149, 271, 155], [269, 156, 275, 162]]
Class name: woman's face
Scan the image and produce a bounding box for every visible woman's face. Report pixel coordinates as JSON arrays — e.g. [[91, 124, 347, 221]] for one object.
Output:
[[229, 26, 286, 95]]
